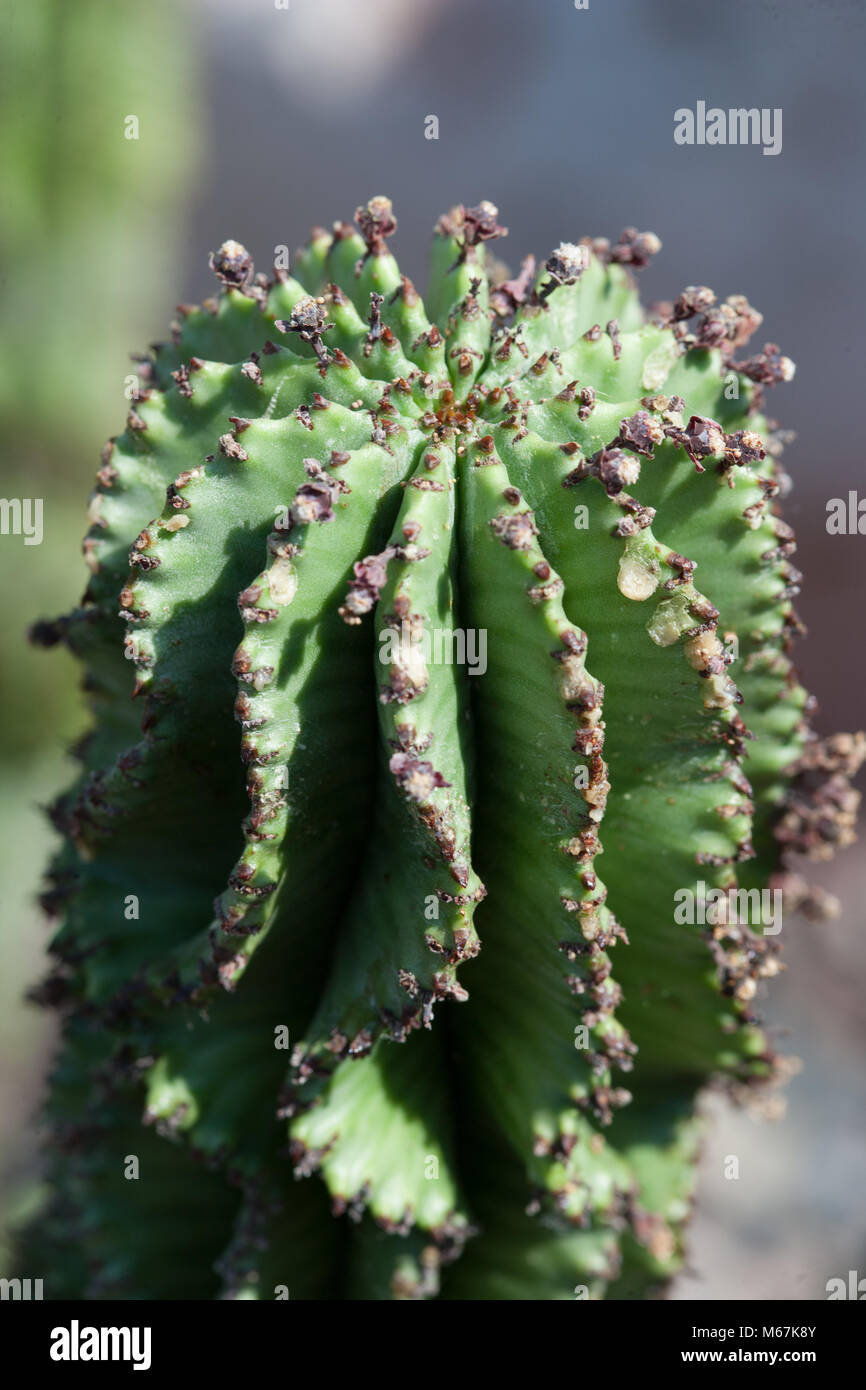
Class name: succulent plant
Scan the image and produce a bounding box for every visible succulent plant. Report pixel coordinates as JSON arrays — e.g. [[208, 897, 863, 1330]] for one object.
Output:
[[25, 198, 863, 1300]]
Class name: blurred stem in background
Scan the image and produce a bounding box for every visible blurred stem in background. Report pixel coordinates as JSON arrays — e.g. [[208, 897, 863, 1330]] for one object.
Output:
[[0, 0, 198, 1261]]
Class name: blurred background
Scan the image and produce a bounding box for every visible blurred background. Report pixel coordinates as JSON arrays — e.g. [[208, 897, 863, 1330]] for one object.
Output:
[[1, 0, 863, 1298]]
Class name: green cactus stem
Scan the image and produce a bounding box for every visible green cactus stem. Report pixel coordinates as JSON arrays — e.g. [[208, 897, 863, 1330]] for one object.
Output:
[[24, 199, 864, 1300]]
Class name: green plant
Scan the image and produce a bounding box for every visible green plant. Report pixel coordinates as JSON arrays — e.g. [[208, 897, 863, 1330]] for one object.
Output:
[[24, 199, 863, 1300]]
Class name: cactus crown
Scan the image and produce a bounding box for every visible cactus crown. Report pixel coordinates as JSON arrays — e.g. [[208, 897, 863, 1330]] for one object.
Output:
[[26, 197, 862, 1300]]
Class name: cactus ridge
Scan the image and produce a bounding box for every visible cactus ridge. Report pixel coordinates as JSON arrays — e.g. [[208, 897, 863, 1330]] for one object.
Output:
[[25, 198, 863, 1300]]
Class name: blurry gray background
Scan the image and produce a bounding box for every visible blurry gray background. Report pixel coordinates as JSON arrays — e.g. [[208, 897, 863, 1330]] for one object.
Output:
[[2, 0, 864, 1299]]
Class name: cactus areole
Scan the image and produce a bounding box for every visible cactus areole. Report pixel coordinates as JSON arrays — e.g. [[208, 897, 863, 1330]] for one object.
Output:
[[27, 198, 863, 1300]]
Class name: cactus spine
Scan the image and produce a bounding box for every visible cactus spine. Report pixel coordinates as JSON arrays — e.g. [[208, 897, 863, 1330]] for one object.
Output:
[[24, 199, 863, 1300]]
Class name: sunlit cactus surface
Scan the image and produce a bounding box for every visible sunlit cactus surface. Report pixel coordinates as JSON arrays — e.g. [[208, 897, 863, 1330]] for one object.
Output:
[[24, 197, 864, 1301]]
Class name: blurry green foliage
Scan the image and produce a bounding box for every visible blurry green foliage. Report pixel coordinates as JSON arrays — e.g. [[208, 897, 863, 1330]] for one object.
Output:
[[1, 0, 197, 446], [0, 0, 199, 1253], [0, 0, 199, 761]]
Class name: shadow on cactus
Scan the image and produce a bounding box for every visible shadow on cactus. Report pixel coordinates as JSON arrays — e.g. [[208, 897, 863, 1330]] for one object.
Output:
[[23, 198, 864, 1300]]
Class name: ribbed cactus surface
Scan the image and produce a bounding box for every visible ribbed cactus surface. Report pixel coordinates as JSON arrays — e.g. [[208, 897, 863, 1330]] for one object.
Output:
[[26, 199, 863, 1300]]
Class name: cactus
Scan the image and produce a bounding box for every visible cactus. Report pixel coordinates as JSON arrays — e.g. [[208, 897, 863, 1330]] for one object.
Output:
[[24, 199, 863, 1301]]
